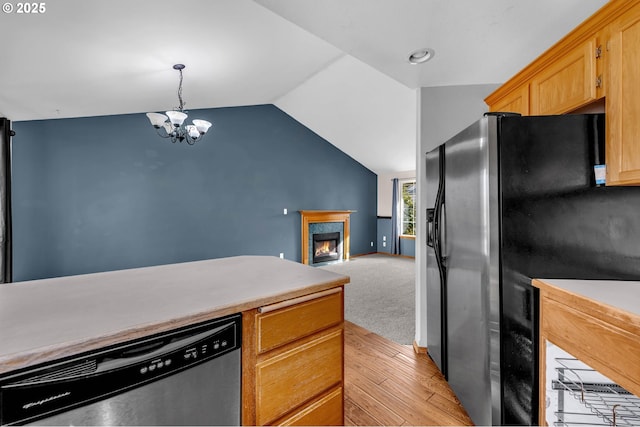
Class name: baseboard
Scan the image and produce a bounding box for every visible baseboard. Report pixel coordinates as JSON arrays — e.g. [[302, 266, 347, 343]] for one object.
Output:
[[350, 252, 415, 260], [413, 340, 427, 355], [350, 252, 377, 258], [373, 252, 415, 260]]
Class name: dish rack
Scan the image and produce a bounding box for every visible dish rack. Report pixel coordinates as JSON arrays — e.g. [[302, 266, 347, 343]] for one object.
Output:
[[551, 357, 640, 426]]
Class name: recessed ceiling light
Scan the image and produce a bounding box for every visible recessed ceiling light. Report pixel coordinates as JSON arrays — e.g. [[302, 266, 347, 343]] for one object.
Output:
[[408, 48, 435, 65]]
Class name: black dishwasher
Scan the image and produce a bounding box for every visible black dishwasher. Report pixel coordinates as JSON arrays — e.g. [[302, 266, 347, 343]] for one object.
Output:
[[0, 313, 241, 426]]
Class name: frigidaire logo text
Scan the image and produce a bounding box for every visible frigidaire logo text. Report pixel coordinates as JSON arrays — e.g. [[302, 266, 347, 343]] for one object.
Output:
[[23, 391, 71, 409]]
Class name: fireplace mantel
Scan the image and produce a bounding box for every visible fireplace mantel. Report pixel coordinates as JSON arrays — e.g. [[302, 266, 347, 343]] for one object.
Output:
[[299, 210, 355, 265]]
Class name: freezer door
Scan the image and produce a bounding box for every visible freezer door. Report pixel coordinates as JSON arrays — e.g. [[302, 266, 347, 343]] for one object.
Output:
[[442, 117, 500, 426], [425, 147, 444, 373]]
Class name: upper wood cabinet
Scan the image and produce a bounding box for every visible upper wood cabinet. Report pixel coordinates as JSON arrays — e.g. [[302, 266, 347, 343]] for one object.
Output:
[[530, 38, 597, 115], [606, 2, 640, 185], [485, 0, 640, 185], [488, 83, 530, 115]]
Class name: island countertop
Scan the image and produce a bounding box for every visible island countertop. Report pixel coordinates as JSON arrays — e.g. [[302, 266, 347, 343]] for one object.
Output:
[[0, 256, 349, 375]]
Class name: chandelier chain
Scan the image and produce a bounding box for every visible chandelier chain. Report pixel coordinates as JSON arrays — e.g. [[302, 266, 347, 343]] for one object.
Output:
[[175, 68, 185, 112]]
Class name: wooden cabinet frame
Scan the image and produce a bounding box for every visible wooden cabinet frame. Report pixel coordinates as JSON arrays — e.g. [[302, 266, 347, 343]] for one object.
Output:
[[533, 279, 640, 425], [242, 288, 345, 426], [606, 3, 640, 185]]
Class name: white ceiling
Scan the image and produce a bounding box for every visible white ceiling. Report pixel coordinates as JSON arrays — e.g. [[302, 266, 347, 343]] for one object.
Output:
[[0, 0, 607, 174]]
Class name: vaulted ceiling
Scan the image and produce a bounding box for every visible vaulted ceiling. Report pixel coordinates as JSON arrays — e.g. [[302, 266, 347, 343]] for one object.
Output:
[[0, 0, 607, 174]]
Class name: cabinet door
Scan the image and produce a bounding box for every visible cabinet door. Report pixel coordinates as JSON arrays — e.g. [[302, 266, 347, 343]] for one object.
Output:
[[488, 83, 530, 115], [606, 3, 640, 185], [530, 39, 598, 115]]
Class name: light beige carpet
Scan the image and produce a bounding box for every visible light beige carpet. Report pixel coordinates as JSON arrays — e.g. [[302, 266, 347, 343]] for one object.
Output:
[[320, 253, 415, 345]]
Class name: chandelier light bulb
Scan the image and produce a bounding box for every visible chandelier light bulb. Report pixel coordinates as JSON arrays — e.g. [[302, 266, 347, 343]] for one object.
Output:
[[192, 119, 212, 134], [146, 112, 168, 128], [166, 111, 188, 127], [186, 125, 200, 139]]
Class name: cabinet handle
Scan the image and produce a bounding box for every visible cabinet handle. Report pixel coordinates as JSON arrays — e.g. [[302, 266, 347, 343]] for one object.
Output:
[[258, 287, 342, 314]]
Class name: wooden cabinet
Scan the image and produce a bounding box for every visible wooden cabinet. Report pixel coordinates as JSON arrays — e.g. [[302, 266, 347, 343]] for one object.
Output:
[[242, 288, 344, 426], [488, 83, 530, 115], [485, 0, 640, 185], [605, 2, 640, 185], [530, 39, 598, 115], [533, 279, 640, 425]]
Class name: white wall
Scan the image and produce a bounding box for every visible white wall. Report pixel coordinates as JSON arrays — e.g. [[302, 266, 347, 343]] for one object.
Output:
[[415, 84, 500, 348], [377, 170, 415, 217], [275, 54, 417, 175]]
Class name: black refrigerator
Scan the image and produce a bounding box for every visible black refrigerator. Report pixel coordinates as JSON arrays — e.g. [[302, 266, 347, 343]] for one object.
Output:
[[425, 113, 640, 426]]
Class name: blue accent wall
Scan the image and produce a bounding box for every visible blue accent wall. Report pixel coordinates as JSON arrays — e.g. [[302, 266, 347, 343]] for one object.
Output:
[[377, 217, 392, 254], [11, 105, 377, 281], [377, 216, 415, 257]]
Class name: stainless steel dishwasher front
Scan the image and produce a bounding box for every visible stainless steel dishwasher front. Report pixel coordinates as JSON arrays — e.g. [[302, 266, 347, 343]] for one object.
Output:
[[0, 313, 241, 426]]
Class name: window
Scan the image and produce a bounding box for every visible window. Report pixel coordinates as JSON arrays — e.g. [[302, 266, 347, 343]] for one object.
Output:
[[401, 180, 416, 236]]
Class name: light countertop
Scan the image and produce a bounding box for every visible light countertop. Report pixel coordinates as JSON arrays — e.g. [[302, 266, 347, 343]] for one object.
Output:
[[532, 278, 640, 319], [0, 256, 349, 374]]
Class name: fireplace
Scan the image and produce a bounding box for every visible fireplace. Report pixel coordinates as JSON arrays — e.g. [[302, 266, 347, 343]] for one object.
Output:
[[299, 210, 353, 265], [312, 232, 341, 264]]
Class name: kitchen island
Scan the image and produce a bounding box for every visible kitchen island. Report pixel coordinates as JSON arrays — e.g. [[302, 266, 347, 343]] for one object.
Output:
[[0, 255, 349, 425], [533, 278, 640, 425]]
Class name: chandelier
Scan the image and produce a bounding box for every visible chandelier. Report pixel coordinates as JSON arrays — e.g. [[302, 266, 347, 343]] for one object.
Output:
[[145, 64, 212, 145]]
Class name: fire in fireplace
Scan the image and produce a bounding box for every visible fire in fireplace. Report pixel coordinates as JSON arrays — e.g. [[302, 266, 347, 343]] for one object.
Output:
[[312, 232, 340, 264]]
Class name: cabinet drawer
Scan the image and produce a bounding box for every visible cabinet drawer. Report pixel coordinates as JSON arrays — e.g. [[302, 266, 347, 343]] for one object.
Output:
[[257, 289, 342, 353], [256, 329, 343, 425], [541, 295, 640, 396], [275, 386, 343, 426]]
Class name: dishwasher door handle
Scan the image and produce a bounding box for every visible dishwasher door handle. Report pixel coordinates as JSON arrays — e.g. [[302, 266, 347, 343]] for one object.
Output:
[[95, 321, 235, 373]]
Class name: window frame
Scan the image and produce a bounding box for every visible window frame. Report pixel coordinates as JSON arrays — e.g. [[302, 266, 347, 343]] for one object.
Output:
[[400, 179, 416, 237]]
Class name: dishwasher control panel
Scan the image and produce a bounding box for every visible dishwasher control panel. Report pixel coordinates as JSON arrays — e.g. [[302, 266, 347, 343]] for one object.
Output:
[[133, 323, 237, 378], [0, 313, 242, 425]]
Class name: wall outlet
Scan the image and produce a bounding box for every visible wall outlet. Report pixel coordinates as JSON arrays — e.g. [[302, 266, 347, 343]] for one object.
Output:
[[383, 242, 386, 247], [279, 252, 284, 259], [383, 235, 386, 241], [283, 208, 287, 215], [370, 241, 374, 247]]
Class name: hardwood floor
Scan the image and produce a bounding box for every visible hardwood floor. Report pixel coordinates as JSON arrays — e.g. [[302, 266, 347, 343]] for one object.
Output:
[[344, 321, 473, 426]]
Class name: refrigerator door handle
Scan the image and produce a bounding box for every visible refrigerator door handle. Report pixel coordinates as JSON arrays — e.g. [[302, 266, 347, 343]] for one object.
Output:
[[433, 144, 448, 379], [439, 202, 447, 264], [427, 208, 435, 247]]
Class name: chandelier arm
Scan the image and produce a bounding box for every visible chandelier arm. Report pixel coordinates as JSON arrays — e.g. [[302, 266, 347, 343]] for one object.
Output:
[[155, 127, 171, 139], [186, 133, 202, 145]]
